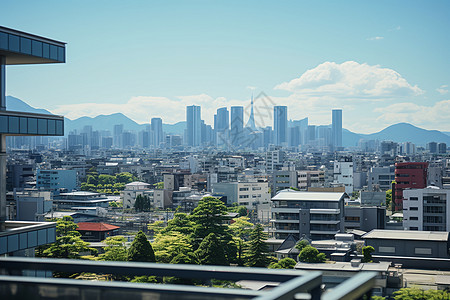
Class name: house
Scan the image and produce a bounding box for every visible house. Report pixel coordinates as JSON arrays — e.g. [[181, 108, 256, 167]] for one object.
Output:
[[76, 222, 120, 242]]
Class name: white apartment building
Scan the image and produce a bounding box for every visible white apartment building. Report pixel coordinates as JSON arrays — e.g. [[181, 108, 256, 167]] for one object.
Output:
[[403, 187, 450, 232], [333, 159, 354, 194], [121, 181, 151, 209], [211, 181, 270, 210]]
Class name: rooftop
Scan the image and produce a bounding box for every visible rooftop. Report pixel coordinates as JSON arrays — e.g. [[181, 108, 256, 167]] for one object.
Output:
[[363, 230, 449, 242], [77, 222, 120, 232], [272, 190, 345, 202]]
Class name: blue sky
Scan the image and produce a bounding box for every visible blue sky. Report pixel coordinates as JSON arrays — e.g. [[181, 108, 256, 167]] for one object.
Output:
[[1, 0, 449, 133]]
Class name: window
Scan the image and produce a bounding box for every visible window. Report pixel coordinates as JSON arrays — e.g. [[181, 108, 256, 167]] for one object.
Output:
[[379, 246, 395, 253], [410, 227, 419, 230], [409, 197, 418, 201], [410, 207, 418, 211], [414, 248, 432, 255], [239, 187, 249, 191], [410, 217, 418, 221]]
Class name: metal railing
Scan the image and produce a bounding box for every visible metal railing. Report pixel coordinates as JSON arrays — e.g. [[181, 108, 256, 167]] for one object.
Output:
[[0, 257, 377, 300]]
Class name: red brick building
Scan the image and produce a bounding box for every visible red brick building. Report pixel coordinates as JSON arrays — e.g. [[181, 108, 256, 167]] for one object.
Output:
[[394, 162, 428, 211]]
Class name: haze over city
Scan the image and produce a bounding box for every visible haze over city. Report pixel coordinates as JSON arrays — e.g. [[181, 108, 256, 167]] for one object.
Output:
[[1, 0, 449, 133]]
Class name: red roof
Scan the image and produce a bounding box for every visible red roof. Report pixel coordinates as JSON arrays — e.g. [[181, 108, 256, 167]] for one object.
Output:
[[76, 222, 120, 232]]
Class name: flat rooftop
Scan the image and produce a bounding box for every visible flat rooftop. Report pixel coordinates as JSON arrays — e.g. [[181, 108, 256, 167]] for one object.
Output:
[[363, 230, 449, 242], [272, 190, 345, 201], [0, 26, 65, 65]]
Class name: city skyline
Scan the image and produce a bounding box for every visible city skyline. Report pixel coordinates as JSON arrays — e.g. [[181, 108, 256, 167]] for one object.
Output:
[[0, 1, 449, 133]]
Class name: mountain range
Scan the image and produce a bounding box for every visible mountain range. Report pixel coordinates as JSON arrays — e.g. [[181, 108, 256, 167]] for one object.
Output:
[[6, 96, 450, 147]]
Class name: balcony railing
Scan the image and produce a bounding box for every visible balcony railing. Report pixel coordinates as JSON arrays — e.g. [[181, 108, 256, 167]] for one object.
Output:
[[0, 257, 377, 300]]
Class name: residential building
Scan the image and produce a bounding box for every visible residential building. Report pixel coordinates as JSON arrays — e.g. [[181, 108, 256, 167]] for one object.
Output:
[[394, 162, 428, 211], [121, 181, 151, 210], [333, 157, 354, 194], [211, 181, 270, 210], [273, 168, 298, 194], [403, 187, 450, 231], [270, 190, 346, 240]]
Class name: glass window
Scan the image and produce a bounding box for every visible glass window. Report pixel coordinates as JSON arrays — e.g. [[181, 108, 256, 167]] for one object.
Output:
[[8, 34, 20, 52], [31, 40, 43, 57], [57, 46, 65, 62], [28, 118, 38, 134], [379, 246, 395, 253], [48, 119, 56, 134], [19, 117, 27, 134], [20, 37, 32, 54], [56, 120, 63, 135], [0, 32, 7, 50], [42, 43, 50, 58], [0, 116, 7, 132], [49, 45, 58, 60], [38, 119, 47, 134], [8, 116, 19, 134]]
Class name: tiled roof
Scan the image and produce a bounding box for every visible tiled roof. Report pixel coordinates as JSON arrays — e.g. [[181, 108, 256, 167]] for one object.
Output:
[[76, 222, 120, 232]]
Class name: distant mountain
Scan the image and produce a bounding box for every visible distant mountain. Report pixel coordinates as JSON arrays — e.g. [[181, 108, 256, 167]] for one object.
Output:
[[360, 123, 450, 146], [6, 96, 449, 145], [6, 96, 53, 115]]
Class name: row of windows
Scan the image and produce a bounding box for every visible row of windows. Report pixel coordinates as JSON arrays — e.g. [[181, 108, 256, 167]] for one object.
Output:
[[0, 31, 65, 62], [0, 115, 63, 136]]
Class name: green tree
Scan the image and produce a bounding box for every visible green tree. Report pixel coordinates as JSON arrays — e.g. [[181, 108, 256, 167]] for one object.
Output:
[[269, 257, 297, 269], [98, 174, 115, 185], [116, 172, 135, 184], [152, 232, 193, 263], [298, 246, 326, 263], [99, 236, 128, 261], [154, 182, 164, 189], [194, 233, 228, 265], [228, 205, 248, 217], [86, 175, 98, 186], [127, 231, 155, 262], [244, 224, 271, 267], [161, 213, 194, 236], [295, 239, 310, 252], [229, 216, 253, 240], [134, 194, 151, 212], [36, 216, 96, 259], [386, 189, 392, 210], [393, 287, 449, 300], [362, 246, 375, 263]]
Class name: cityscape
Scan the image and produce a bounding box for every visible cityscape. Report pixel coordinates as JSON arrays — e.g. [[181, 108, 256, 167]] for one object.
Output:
[[1, 1, 450, 300]]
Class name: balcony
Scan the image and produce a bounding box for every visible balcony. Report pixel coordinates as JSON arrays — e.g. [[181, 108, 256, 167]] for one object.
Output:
[[0, 257, 377, 300]]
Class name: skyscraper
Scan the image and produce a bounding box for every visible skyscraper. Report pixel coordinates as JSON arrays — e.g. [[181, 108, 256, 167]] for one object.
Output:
[[186, 105, 201, 146], [151, 117, 163, 147], [230, 106, 244, 147], [332, 109, 342, 149], [274, 106, 288, 146], [215, 107, 229, 146]]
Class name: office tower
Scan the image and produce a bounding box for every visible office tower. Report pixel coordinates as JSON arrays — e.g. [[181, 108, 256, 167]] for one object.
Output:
[[438, 143, 447, 154], [307, 125, 316, 144], [427, 142, 438, 154], [246, 94, 257, 131], [332, 109, 342, 149], [274, 106, 288, 146], [186, 105, 201, 146], [215, 107, 229, 146], [394, 162, 428, 211], [230, 106, 244, 147], [151, 117, 163, 147]]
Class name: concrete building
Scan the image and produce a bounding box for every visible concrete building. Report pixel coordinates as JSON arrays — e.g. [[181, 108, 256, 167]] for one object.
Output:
[[6, 164, 34, 191], [363, 229, 450, 259], [36, 169, 78, 192], [266, 146, 285, 173], [230, 106, 244, 148], [270, 190, 346, 240], [333, 158, 354, 194], [367, 166, 395, 191], [403, 187, 450, 231], [15, 191, 52, 221], [344, 206, 386, 232], [215, 107, 229, 147], [121, 181, 151, 210], [151, 117, 163, 147], [273, 168, 298, 194], [211, 181, 270, 210], [53, 191, 111, 210]]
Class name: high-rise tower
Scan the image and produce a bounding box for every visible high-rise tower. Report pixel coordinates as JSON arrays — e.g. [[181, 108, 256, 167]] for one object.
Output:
[[230, 106, 244, 147], [186, 105, 201, 146], [151, 117, 163, 147], [215, 107, 229, 146], [246, 93, 256, 131], [332, 109, 342, 150], [274, 106, 288, 146]]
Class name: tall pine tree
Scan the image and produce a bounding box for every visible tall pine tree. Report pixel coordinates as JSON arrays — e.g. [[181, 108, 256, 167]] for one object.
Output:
[[128, 231, 156, 262], [245, 224, 270, 267]]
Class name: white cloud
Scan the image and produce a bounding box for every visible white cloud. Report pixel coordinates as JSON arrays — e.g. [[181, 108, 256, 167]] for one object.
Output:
[[274, 61, 423, 99], [437, 84, 448, 95], [367, 36, 384, 41], [374, 100, 450, 130], [388, 26, 401, 32]]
